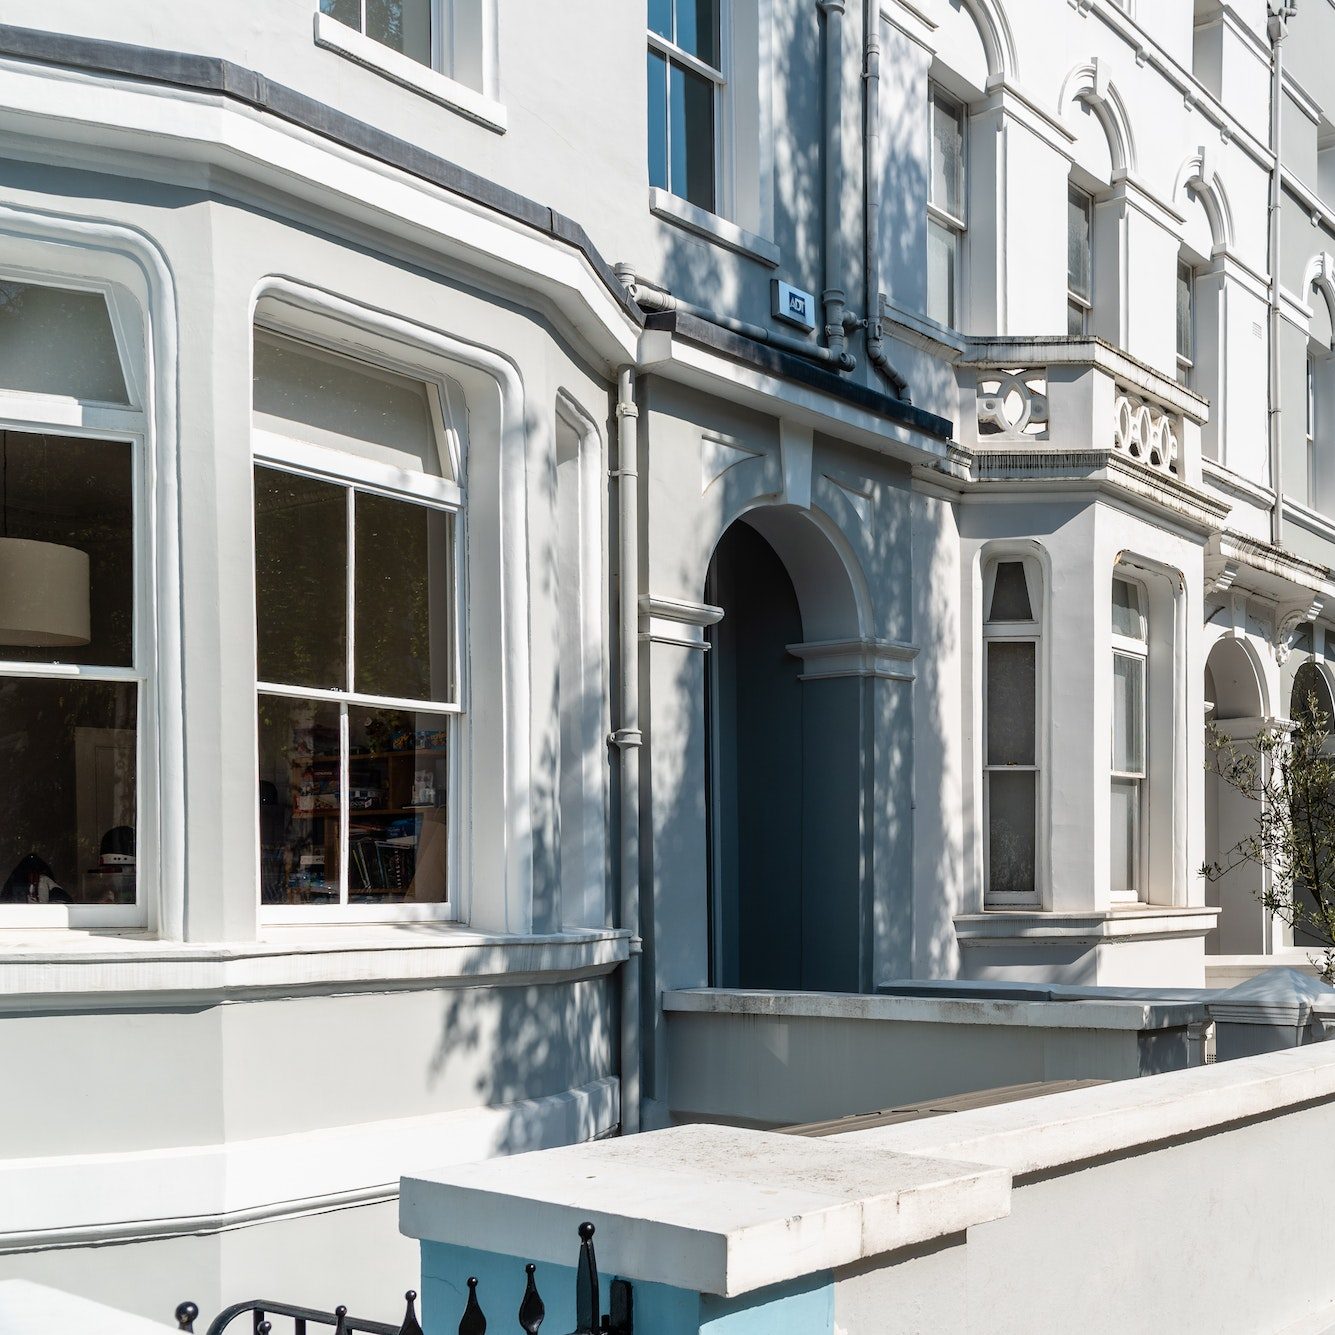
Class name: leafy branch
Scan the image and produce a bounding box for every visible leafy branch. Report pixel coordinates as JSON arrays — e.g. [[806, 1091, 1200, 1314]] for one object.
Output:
[[1202, 691, 1335, 983]]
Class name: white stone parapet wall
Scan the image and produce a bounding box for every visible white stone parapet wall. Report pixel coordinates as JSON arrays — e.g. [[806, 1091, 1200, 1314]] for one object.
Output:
[[404, 1042, 1335, 1334]]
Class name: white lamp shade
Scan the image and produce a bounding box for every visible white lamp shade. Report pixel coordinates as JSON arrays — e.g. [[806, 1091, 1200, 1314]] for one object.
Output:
[[0, 537, 91, 647]]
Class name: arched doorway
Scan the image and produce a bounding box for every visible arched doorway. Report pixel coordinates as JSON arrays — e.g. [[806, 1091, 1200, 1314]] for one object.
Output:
[[1204, 638, 1267, 954], [704, 512, 863, 992]]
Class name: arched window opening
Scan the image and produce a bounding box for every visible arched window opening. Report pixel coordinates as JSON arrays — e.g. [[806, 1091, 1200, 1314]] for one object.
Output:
[[1292, 658, 1334, 731], [983, 557, 1042, 903], [1308, 285, 1335, 515]]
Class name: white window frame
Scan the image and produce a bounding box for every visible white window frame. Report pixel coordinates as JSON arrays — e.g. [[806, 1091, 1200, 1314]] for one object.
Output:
[[0, 270, 154, 930], [927, 85, 967, 330], [1111, 576, 1148, 905], [314, 0, 504, 132], [982, 557, 1043, 907], [1177, 258, 1196, 386], [253, 328, 467, 925], [648, 0, 730, 219], [1068, 184, 1094, 337]]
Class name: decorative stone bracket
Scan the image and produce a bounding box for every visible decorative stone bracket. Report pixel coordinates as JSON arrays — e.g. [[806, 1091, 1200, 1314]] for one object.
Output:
[[1274, 596, 1326, 665]]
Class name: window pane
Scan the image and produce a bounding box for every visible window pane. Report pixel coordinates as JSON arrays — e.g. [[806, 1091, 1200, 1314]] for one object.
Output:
[[670, 61, 716, 212], [930, 92, 964, 218], [648, 49, 669, 191], [320, 0, 361, 27], [254, 467, 348, 690], [366, 0, 432, 65], [1067, 300, 1087, 337], [354, 493, 454, 702], [1067, 187, 1092, 301], [988, 770, 1036, 895], [675, 0, 720, 66], [347, 706, 450, 904], [258, 695, 342, 905], [0, 282, 128, 404], [1176, 261, 1193, 363], [988, 561, 1033, 622], [1292, 661, 1333, 728], [986, 641, 1036, 766], [0, 431, 133, 667], [649, 0, 672, 40], [253, 333, 442, 477], [927, 220, 957, 328], [1111, 577, 1144, 640], [1110, 776, 1139, 897], [0, 679, 137, 905], [1112, 653, 1145, 774]]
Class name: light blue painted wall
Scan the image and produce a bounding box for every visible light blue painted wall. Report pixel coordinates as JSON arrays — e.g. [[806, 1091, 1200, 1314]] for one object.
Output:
[[420, 1242, 832, 1335]]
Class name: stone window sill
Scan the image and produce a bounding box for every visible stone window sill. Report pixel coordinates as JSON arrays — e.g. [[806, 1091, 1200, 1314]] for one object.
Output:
[[314, 12, 507, 134], [0, 924, 630, 1006], [648, 188, 780, 268]]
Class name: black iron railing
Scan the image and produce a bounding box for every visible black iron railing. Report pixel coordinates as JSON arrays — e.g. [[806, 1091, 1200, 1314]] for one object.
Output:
[[458, 1221, 632, 1335], [176, 1221, 631, 1335], [174, 1290, 422, 1335]]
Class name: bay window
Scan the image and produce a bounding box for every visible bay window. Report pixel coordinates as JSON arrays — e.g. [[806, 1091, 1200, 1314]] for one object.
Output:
[[983, 558, 1042, 903], [648, 0, 723, 213], [928, 86, 966, 329], [0, 279, 148, 924], [1111, 576, 1147, 902], [252, 328, 462, 919]]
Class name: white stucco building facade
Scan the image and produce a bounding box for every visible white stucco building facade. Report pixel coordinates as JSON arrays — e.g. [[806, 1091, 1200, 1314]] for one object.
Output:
[[2, 0, 1335, 1321]]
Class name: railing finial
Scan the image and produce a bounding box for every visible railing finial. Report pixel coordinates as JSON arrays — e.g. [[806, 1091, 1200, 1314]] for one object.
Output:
[[458, 1276, 486, 1335], [518, 1262, 545, 1334], [574, 1222, 600, 1335], [398, 1288, 425, 1335], [174, 1301, 198, 1332]]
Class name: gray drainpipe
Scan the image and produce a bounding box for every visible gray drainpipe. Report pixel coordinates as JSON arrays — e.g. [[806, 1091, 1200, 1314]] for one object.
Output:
[[820, 0, 849, 364], [1267, 1, 1296, 545], [612, 367, 643, 1136], [616, 265, 856, 372], [862, 0, 910, 400]]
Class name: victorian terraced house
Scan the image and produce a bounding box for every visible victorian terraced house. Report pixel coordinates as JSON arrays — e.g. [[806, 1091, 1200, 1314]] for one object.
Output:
[[0, 0, 1331, 1319]]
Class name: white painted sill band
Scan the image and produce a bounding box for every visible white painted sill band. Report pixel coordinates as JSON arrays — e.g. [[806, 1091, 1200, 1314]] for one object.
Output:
[[648, 189, 781, 267], [313, 12, 507, 133], [0, 926, 631, 1007]]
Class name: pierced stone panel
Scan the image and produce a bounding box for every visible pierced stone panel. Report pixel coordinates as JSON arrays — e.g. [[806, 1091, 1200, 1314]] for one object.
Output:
[[977, 370, 1049, 439], [1112, 388, 1179, 476]]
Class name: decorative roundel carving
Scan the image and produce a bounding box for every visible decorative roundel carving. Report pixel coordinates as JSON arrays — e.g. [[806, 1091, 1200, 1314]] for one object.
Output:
[[1112, 389, 1179, 476], [977, 369, 1049, 437]]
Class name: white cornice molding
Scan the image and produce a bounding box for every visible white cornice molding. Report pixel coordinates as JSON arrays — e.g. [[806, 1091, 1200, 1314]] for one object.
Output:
[[787, 637, 919, 681], [639, 595, 725, 651], [0, 58, 640, 369]]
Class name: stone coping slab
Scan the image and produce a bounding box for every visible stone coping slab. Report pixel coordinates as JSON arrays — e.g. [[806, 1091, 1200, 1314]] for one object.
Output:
[[401, 1123, 1009, 1297], [663, 986, 1211, 1030], [835, 1040, 1335, 1175]]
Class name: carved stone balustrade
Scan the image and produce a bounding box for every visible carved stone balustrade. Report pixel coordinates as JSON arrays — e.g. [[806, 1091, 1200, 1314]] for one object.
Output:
[[953, 336, 1209, 499]]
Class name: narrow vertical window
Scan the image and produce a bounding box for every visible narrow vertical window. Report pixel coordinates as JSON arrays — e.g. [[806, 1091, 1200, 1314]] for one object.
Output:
[[927, 86, 966, 329], [1110, 576, 1147, 902], [983, 559, 1041, 901], [1176, 259, 1195, 386], [647, 0, 723, 213], [1067, 185, 1093, 336]]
